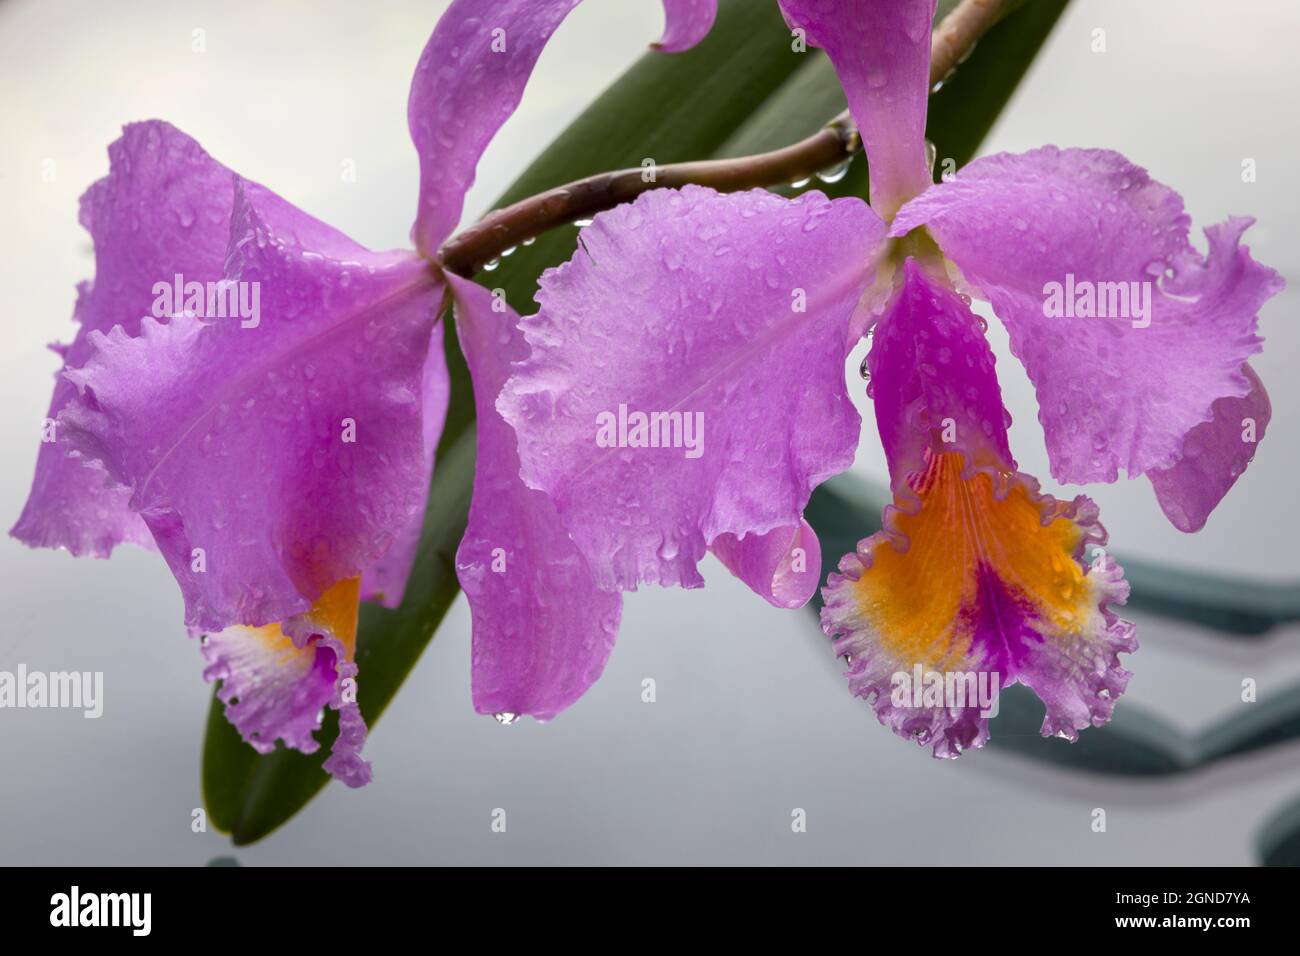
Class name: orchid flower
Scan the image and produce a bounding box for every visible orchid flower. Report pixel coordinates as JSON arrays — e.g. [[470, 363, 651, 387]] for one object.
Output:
[[11, 0, 715, 785], [497, 0, 1284, 755]]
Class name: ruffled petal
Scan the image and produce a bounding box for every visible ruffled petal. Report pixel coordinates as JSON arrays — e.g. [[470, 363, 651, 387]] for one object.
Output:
[[778, 0, 935, 215], [499, 185, 886, 592], [202, 576, 372, 787], [59, 177, 446, 633], [822, 452, 1136, 757], [866, 258, 1014, 490], [12, 121, 235, 556], [653, 0, 718, 51], [409, 0, 712, 255], [1148, 362, 1270, 532], [710, 519, 821, 609], [447, 273, 620, 721], [891, 147, 1284, 501]]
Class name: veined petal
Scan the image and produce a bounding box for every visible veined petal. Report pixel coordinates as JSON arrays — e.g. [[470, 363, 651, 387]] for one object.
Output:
[[408, 0, 711, 255], [202, 576, 371, 787], [654, 0, 718, 51], [822, 452, 1136, 757], [778, 0, 935, 216], [12, 121, 234, 556], [710, 519, 821, 609], [892, 147, 1284, 516], [866, 258, 1014, 491], [447, 273, 620, 721], [1148, 362, 1269, 532], [500, 185, 886, 594], [59, 178, 446, 634]]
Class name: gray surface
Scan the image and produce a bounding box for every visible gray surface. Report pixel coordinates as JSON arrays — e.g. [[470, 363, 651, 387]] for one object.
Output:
[[1, 0, 1298, 865]]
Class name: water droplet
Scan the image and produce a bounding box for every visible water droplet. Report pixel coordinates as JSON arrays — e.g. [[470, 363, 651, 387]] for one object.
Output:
[[483, 258, 501, 272], [500, 245, 517, 258], [574, 218, 594, 228], [815, 158, 851, 184], [494, 712, 518, 725], [522, 236, 536, 246], [859, 354, 872, 381], [790, 177, 811, 189]]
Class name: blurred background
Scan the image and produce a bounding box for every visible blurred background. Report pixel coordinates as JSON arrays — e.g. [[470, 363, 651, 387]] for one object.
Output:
[[1, 0, 1297, 865]]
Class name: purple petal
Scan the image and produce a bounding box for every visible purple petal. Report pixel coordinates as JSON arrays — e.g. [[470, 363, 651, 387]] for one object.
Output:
[[409, 0, 712, 256], [447, 273, 620, 722], [654, 0, 718, 51], [500, 185, 885, 592], [202, 576, 371, 787], [892, 147, 1284, 503], [59, 178, 446, 634], [12, 121, 235, 556], [822, 453, 1136, 757], [360, 321, 450, 606], [710, 519, 821, 609], [866, 258, 1014, 489], [1148, 362, 1270, 532], [778, 0, 935, 215]]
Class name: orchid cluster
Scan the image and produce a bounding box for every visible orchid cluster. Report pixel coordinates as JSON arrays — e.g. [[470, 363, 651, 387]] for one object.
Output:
[[14, 0, 1281, 787]]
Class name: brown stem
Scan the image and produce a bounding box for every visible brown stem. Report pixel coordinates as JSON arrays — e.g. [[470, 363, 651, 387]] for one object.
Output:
[[438, 0, 1014, 278]]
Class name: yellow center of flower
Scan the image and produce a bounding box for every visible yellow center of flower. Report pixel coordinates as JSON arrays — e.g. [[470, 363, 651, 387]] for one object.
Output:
[[852, 453, 1094, 670], [248, 576, 361, 659]]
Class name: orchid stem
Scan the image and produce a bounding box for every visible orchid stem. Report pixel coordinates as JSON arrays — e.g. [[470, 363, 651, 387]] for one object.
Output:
[[437, 0, 1015, 278]]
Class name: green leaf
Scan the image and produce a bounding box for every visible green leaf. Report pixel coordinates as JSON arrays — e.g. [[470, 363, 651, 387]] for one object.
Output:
[[925, 0, 1071, 171], [203, 0, 1077, 843], [993, 679, 1300, 776], [1258, 793, 1300, 866]]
